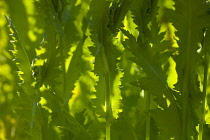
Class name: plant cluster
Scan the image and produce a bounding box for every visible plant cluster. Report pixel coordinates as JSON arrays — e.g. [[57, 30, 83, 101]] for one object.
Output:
[[1, 0, 210, 140]]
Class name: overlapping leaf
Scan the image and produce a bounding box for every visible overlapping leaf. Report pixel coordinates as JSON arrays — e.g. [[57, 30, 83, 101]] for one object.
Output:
[[121, 1, 182, 139], [167, 0, 210, 138]]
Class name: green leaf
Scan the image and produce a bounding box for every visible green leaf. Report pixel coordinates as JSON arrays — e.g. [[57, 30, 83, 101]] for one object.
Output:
[[41, 90, 91, 140], [64, 36, 86, 102], [168, 0, 210, 139], [5, 15, 34, 95], [121, 16, 182, 139], [109, 0, 133, 33], [34, 0, 64, 96]]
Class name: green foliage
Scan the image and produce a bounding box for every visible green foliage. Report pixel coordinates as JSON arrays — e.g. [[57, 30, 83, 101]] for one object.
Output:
[[1, 0, 210, 140]]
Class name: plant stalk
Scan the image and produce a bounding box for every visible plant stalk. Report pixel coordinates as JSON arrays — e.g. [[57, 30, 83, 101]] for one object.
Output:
[[182, 72, 190, 140], [105, 73, 111, 140], [145, 90, 150, 140], [181, 2, 192, 138], [101, 44, 112, 140], [199, 52, 209, 140]]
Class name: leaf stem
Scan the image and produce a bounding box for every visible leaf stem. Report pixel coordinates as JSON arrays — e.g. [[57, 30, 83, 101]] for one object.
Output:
[[104, 63, 112, 140], [199, 52, 209, 140], [145, 90, 150, 140], [182, 1, 192, 138], [60, 38, 66, 99], [102, 45, 112, 140], [182, 71, 190, 140]]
